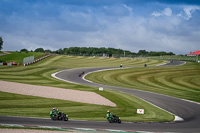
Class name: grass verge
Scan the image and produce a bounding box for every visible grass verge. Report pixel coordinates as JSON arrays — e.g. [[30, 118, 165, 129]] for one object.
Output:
[[86, 62, 200, 103], [0, 90, 173, 122], [0, 54, 173, 122], [0, 52, 45, 64]]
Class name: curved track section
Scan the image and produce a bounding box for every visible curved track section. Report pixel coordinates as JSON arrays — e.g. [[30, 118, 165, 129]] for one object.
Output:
[[1, 61, 200, 132]]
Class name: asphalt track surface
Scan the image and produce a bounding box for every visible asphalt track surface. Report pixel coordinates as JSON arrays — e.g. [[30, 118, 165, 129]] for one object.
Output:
[[1, 61, 200, 132]]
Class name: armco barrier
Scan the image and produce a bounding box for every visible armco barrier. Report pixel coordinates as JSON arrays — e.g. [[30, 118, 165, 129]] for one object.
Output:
[[23, 54, 51, 66], [7, 63, 12, 66], [0, 62, 19, 66], [0, 54, 51, 66]]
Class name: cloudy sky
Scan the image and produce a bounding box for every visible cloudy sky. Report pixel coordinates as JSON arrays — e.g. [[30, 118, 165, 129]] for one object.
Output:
[[0, 0, 200, 54]]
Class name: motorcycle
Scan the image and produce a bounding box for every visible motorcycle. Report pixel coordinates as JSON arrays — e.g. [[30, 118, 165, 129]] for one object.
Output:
[[50, 111, 68, 121], [79, 71, 85, 77], [106, 115, 121, 123]]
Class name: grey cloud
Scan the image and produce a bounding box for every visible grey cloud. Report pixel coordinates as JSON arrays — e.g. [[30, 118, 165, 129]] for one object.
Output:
[[1, 2, 200, 55]]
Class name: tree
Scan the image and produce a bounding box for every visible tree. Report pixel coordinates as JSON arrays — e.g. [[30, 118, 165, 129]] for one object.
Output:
[[34, 48, 44, 52], [20, 49, 29, 53], [44, 49, 52, 53], [0, 37, 3, 50], [138, 50, 149, 55]]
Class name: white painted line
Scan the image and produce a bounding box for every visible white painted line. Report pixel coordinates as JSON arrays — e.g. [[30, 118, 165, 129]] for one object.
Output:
[[51, 70, 80, 85], [39, 126, 60, 129], [105, 129, 126, 132], [82, 67, 130, 82], [76, 128, 96, 131], [140, 98, 184, 122], [1, 124, 24, 127], [174, 116, 184, 121]]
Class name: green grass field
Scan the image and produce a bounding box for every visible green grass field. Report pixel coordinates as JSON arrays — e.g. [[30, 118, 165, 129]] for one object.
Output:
[[0, 52, 45, 64], [0, 54, 174, 122], [149, 55, 198, 62], [86, 62, 200, 103]]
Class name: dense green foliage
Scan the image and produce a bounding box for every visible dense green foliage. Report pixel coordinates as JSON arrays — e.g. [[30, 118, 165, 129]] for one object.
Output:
[[86, 62, 200, 103], [0, 37, 3, 50], [22, 47, 175, 57], [54, 47, 175, 57], [54, 47, 134, 57], [148, 51, 175, 56], [0, 55, 173, 122], [34, 48, 45, 52], [20, 49, 29, 53]]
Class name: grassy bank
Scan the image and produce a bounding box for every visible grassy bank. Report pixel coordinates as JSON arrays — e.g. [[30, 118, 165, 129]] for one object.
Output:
[[0, 89, 173, 122], [86, 62, 200, 103], [0, 54, 173, 122], [0, 52, 45, 64], [149, 55, 198, 62]]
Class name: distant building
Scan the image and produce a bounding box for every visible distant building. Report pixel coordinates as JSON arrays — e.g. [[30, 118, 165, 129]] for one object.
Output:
[[187, 50, 200, 56]]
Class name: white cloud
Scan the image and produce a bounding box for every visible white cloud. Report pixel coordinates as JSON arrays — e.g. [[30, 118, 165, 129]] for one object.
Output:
[[152, 7, 172, 17], [178, 6, 200, 20], [163, 8, 172, 16], [1, 2, 200, 55], [152, 12, 162, 17], [123, 4, 133, 14]]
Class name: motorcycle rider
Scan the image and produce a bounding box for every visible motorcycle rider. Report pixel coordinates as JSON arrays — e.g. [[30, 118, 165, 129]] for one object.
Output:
[[79, 71, 85, 77], [106, 110, 121, 123], [50, 108, 63, 118], [50, 108, 59, 115], [106, 110, 115, 120]]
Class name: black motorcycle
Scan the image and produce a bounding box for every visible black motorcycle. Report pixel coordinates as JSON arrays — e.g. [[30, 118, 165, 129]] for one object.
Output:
[[106, 115, 121, 123], [50, 111, 68, 121]]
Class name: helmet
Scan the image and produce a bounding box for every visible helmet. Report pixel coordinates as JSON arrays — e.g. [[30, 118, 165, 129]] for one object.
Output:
[[53, 107, 56, 110], [107, 110, 110, 113]]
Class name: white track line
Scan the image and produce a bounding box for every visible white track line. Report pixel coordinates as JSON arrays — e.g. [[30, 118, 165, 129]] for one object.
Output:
[[51, 70, 80, 84], [140, 98, 184, 122]]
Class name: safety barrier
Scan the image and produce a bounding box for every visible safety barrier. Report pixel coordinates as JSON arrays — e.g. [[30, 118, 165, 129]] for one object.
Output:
[[0, 54, 51, 66], [0, 62, 19, 66], [23, 54, 51, 66]]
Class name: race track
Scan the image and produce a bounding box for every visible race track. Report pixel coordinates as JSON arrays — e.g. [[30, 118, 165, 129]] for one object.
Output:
[[1, 61, 200, 132]]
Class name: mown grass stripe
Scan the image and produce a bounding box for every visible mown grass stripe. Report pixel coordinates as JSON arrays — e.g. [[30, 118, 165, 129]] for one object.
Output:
[[86, 62, 200, 103], [0, 55, 174, 122]]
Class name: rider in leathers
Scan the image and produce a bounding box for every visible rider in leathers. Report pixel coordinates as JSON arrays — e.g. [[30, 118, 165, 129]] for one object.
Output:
[[106, 110, 115, 120]]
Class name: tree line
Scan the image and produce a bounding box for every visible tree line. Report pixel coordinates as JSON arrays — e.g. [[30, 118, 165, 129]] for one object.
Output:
[[0, 37, 3, 50], [0, 37, 175, 56], [20, 47, 175, 57]]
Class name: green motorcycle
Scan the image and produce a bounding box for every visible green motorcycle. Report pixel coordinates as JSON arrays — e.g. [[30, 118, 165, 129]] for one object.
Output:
[[50, 110, 68, 121], [106, 113, 121, 123]]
